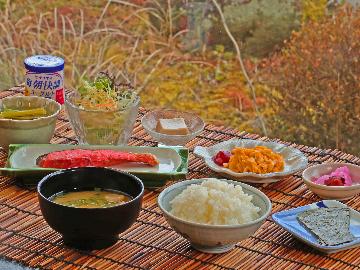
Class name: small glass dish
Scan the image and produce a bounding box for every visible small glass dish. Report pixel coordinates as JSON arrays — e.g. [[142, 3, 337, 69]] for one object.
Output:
[[141, 110, 205, 146], [65, 92, 140, 145]]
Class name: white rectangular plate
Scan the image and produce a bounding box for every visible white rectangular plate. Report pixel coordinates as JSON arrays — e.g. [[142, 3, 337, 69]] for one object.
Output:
[[9, 144, 181, 173]]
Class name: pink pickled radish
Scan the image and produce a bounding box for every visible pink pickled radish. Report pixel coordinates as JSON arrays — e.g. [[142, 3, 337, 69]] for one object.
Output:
[[313, 166, 352, 186]]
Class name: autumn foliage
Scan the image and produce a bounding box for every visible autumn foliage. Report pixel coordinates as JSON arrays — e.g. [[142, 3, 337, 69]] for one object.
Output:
[[262, 6, 360, 154], [1, 1, 358, 154]]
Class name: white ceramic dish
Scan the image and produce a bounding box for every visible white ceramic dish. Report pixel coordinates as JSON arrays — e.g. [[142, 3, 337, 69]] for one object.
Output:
[[9, 144, 181, 173], [302, 163, 360, 200], [158, 178, 272, 254], [194, 139, 308, 183], [0, 96, 61, 151], [272, 200, 360, 253]]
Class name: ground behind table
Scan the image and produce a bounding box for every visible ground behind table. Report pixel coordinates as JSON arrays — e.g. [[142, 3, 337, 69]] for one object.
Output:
[[0, 88, 359, 270]]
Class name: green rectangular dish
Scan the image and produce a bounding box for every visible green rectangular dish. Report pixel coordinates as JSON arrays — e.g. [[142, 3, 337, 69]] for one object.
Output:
[[0, 144, 189, 188]]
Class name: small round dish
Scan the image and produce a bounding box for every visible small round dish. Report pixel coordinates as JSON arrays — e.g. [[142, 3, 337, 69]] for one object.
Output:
[[37, 167, 144, 250], [0, 96, 61, 151], [302, 163, 360, 200], [157, 178, 271, 253], [141, 110, 205, 146]]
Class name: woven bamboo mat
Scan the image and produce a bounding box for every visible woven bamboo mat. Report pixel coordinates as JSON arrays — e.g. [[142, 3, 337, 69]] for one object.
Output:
[[0, 87, 360, 270]]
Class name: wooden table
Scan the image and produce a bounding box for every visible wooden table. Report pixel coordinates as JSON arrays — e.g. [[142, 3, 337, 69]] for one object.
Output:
[[0, 88, 359, 270]]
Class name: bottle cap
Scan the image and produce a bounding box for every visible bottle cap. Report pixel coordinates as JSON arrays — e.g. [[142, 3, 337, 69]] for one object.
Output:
[[24, 55, 64, 73]]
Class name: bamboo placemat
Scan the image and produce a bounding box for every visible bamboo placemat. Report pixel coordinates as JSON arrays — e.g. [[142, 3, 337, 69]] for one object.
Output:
[[0, 87, 359, 270]]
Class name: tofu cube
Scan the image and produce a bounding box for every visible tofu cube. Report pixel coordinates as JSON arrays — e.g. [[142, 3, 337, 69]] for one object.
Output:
[[156, 118, 189, 135]]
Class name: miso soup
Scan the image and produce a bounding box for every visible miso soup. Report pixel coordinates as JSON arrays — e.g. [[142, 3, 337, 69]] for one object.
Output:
[[50, 188, 131, 208]]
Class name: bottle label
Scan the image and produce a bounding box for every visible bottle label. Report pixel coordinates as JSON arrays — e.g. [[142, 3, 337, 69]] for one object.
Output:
[[24, 70, 64, 104]]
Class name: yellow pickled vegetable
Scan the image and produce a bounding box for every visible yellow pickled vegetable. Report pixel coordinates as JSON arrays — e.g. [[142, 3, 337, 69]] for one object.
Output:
[[0, 108, 47, 120]]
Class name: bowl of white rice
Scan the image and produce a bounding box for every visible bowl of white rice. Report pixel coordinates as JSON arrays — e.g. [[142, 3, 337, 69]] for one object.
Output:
[[158, 178, 271, 253]]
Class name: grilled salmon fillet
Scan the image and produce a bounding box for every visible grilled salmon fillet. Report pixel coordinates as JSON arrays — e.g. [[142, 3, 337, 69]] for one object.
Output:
[[37, 149, 159, 169]]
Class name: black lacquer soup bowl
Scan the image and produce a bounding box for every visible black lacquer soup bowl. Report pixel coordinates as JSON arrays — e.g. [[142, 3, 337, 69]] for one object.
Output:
[[37, 167, 144, 250]]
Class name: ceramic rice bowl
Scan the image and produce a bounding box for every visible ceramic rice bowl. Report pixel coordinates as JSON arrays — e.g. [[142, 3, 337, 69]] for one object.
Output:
[[158, 178, 271, 253]]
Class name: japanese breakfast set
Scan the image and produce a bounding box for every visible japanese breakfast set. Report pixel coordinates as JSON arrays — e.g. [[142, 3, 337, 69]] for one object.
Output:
[[0, 54, 359, 253]]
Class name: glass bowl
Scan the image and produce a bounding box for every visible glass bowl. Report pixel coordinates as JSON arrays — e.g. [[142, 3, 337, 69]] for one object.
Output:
[[141, 110, 205, 146], [65, 92, 140, 145]]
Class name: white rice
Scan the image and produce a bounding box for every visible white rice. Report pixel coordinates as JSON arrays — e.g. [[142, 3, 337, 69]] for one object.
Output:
[[170, 179, 261, 225]]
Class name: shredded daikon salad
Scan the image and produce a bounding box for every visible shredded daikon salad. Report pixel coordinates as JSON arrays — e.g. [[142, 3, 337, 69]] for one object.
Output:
[[76, 73, 138, 111]]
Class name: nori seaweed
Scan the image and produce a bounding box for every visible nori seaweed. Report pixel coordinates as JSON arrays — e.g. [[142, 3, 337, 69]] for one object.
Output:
[[297, 207, 355, 246]]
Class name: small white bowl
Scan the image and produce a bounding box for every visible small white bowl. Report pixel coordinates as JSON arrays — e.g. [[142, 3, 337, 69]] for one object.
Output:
[[158, 178, 271, 253], [0, 96, 61, 151], [302, 163, 360, 200]]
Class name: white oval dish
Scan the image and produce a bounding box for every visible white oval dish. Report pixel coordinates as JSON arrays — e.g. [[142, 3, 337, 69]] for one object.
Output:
[[194, 139, 308, 183], [302, 163, 360, 200]]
